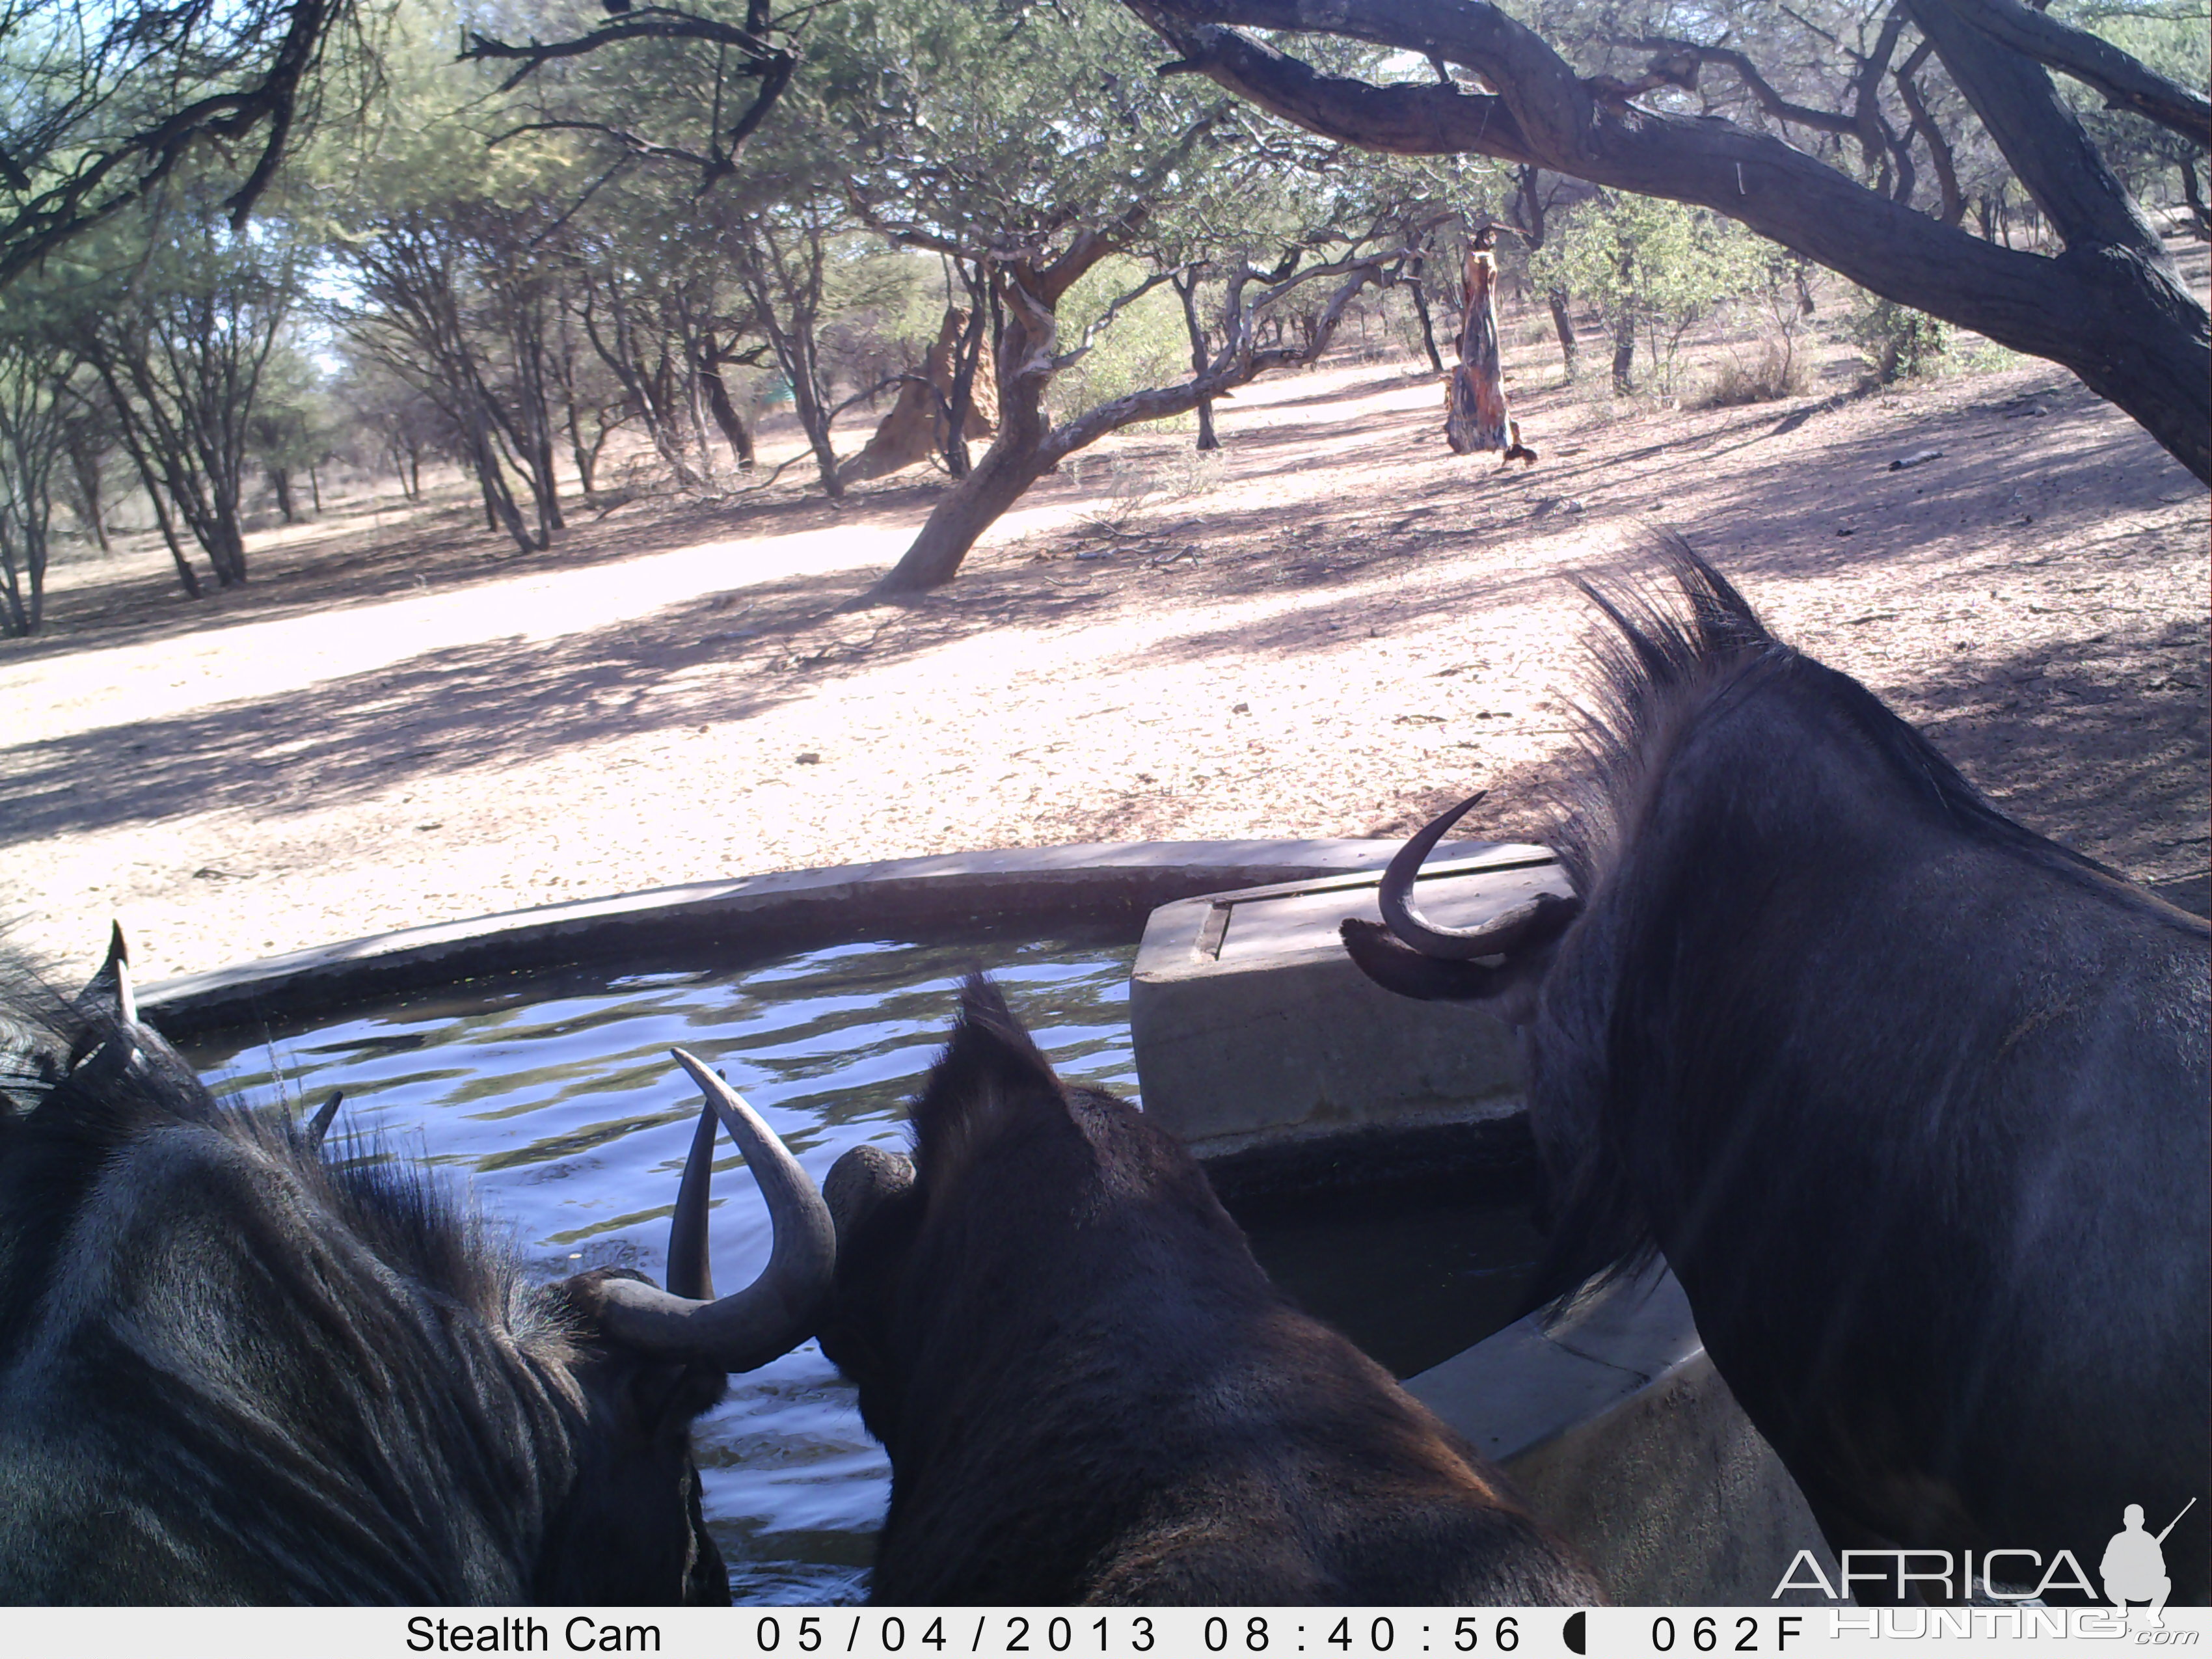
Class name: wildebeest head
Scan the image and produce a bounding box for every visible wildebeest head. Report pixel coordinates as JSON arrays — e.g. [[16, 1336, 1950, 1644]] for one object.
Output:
[[0, 930, 834, 1605], [816, 975, 1241, 1458], [815, 976, 1603, 1606], [813, 974, 1107, 1454]]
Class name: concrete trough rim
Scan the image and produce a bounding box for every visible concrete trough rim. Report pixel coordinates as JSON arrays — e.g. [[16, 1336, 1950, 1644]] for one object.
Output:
[[140, 837, 1498, 1042]]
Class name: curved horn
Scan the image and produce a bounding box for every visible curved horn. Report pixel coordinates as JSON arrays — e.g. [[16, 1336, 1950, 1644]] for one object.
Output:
[[305, 1091, 344, 1150], [1379, 792, 1581, 960], [664, 1098, 720, 1301], [590, 1051, 835, 1372]]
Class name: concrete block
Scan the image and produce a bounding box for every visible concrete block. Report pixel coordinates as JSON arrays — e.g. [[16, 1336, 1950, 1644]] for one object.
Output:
[[1129, 843, 1571, 1153], [1407, 1265, 1839, 1606]]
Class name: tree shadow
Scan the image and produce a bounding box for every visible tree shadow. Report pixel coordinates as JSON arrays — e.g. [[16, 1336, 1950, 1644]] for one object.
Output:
[[1110, 363, 2199, 679], [13, 476, 959, 662], [1892, 617, 2208, 887], [0, 557, 1097, 844]]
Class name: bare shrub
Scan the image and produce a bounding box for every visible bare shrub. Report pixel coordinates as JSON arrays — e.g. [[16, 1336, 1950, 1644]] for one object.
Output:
[[1695, 343, 1813, 408]]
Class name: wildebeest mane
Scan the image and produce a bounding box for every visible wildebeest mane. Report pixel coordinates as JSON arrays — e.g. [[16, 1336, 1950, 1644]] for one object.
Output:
[[1549, 538, 2120, 902], [0, 956, 539, 1349], [0, 958, 589, 1602], [1523, 540, 2159, 1312]]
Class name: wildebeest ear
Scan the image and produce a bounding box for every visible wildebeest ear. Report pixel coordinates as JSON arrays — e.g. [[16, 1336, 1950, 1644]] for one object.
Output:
[[1341, 917, 1548, 1010], [826, 1144, 916, 1248], [910, 975, 1068, 1185]]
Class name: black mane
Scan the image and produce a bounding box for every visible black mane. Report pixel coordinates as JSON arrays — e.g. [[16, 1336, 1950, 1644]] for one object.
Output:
[[1521, 541, 2176, 1312], [0, 956, 537, 1358], [0, 955, 584, 1603], [1551, 538, 2122, 902]]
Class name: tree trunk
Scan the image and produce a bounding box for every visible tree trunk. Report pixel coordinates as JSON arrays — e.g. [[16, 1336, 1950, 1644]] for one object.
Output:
[[146, 486, 202, 600], [307, 462, 321, 515], [1172, 272, 1221, 451], [699, 355, 757, 470], [872, 295, 1053, 595], [567, 402, 598, 499], [1612, 308, 1638, 394], [2181, 155, 2211, 242], [0, 532, 30, 636], [270, 465, 297, 524], [869, 249, 1125, 597], [468, 405, 534, 552], [1444, 248, 1537, 463], [869, 433, 1050, 596], [786, 342, 844, 500], [1546, 286, 1579, 377], [62, 427, 111, 552], [941, 281, 994, 480], [1409, 277, 1446, 375]]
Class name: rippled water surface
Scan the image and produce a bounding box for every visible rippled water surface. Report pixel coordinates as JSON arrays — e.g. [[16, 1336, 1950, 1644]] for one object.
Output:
[[189, 928, 1141, 1605]]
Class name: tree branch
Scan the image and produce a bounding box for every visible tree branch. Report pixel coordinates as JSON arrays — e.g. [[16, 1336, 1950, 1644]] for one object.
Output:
[[1116, 0, 2211, 482], [1903, 0, 2164, 256], [1945, 0, 2209, 147], [1618, 37, 1859, 139], [0, 0, 346, 288], [459, 7, 787, 94], [489, 120, 716, 174], [1146, 26, 1537, 162]]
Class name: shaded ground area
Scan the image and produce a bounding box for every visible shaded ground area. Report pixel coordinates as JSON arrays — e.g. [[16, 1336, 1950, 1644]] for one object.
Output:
[[2, 287, 2204, 979]]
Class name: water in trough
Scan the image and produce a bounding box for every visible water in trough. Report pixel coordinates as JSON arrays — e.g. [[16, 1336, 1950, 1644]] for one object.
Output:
[[185, 926, 1541, 1604]]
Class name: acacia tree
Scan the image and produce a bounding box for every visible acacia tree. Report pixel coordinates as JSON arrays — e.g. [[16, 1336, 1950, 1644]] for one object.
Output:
[[0, 319, 78, 634], [827, 0, 1409, 595], [72, 204, 299, 591], [1117, 0, 2212, 483], [730, 201, 852, 499], [342, 206, 543, 551]]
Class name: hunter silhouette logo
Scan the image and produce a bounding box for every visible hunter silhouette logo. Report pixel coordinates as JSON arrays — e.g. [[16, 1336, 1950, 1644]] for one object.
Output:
[[1772, 1497, 2204, 1603], [2103, 1500, 2194, 1627]]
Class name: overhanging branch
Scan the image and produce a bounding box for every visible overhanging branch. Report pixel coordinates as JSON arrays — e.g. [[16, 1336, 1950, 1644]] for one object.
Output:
[[1115, 0, 2211, 483], [1945, 0, 2209, 147]]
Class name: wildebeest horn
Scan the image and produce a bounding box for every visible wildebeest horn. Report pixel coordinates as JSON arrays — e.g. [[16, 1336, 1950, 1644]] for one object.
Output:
[[664, 1096, 720, 1301], [81, 922, 137, 1024], [590, 1050, 835, 1372], [1379, 791, 1581, 960], [305, 1091, 344, 1150]]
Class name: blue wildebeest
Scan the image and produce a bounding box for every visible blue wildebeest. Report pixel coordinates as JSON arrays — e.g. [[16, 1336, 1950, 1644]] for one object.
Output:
[[816, 976, 1603, 1605], [1341, 545, 2210, 1600], [0, 930, 835, 1604]]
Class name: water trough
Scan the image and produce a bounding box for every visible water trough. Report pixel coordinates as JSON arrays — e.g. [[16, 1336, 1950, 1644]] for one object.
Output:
[[140, 839, 1837, 1605]]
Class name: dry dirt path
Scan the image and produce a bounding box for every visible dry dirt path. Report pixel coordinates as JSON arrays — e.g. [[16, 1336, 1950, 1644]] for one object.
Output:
[[2, 347, 2205, 984]]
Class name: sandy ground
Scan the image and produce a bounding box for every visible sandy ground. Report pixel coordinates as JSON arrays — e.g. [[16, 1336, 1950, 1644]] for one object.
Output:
[[2, 306, 2206, 984]]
